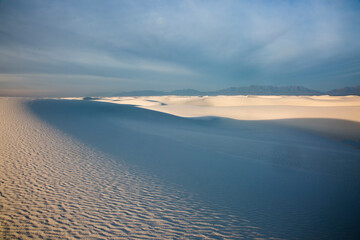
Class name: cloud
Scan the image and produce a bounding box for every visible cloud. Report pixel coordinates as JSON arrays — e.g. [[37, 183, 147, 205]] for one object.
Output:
[[0, 73, 136, 96], [0, 0, 360, 96]]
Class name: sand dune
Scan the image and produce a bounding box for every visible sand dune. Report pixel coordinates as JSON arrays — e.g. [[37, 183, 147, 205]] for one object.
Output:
[[93, 95, 360, 123], [92, 95, 360, 141], [0, 98, 262, 239], [1, 98, 360, 239]]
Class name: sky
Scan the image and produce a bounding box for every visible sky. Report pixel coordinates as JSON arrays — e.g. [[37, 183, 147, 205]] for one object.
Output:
[[0, 0, 360, 97]]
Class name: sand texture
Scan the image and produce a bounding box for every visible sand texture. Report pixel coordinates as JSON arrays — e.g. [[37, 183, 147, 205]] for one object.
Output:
[[0, 98, 263, 239], [1, 97, 360, 239]]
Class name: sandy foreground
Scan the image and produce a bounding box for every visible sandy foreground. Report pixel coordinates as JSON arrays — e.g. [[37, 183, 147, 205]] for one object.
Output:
[[0, 98, 256, 239], [1, 96, 360, 239]]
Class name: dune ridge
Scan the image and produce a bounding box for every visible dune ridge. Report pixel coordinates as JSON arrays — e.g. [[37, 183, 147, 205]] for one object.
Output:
[[85, 95, 360, 142], [88, 95, 360, 123]]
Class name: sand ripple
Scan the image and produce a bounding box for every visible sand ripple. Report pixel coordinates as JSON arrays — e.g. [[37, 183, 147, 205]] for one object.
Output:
[[0, 98, 267, 239]]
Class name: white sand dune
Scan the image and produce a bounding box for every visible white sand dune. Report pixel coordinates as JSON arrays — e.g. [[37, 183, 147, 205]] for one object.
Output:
[[1, 97, 360, 239], [0, 98, 261, 239], [94, 95, 360, 121], [93, 95, 360, 141]]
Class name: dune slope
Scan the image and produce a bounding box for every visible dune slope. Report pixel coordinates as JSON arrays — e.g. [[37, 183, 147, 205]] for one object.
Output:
[[25, 99, 360, 239], [1, 98, 264, 239]]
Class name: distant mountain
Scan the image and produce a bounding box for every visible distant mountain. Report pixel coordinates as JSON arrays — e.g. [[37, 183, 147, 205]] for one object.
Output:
[[116, 90, 167, 96], [326, 86, 360, 96], [211, 85, 322, 96], [114, 85, 360, 96], [116, 89, 204, 96], [169, 89, 204, 96]]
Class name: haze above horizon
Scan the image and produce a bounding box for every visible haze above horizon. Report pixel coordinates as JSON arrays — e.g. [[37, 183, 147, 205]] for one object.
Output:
[[1, 0, 360, 97]]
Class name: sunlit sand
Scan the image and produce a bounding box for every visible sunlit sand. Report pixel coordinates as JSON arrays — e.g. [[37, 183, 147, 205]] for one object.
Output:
[[94, 95, 360, 122], [94, 95, 360, 140]]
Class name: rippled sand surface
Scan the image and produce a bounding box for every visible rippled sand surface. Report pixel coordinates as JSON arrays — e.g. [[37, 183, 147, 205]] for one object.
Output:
[[0, 98, 264, 239], [1, 98, 360, 239]]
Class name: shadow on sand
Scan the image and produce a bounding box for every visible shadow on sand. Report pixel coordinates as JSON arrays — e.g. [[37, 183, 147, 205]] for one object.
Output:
[[28, 99, 360, 239]]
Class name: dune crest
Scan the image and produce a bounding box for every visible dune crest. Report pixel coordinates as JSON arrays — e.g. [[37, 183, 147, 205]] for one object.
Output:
[[84, 95, 360, 141], [88, 95, 360, 122]]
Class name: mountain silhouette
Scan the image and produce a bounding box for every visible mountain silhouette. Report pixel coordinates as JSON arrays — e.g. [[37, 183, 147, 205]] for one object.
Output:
[[114, 85, 360, 96]]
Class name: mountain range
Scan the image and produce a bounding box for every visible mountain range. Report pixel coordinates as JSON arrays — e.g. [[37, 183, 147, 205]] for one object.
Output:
[[113, 85, 360, 96]]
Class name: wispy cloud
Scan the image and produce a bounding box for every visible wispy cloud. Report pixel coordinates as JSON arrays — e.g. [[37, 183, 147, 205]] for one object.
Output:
[[0, 0, 359, 96]]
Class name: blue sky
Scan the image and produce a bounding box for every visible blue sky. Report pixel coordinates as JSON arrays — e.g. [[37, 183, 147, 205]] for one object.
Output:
[[0, 0, 360, 96]]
